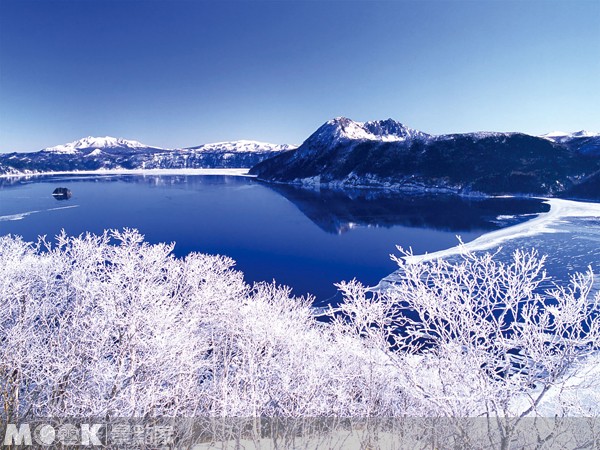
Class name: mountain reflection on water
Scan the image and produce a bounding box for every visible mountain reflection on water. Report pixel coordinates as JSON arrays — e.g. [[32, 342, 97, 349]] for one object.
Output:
[[264, 183, 550, 235]]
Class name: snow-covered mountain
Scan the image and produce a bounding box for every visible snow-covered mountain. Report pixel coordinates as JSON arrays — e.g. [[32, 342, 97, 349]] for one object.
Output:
[[305, 117, 430, 148], [539, 130, 600, 156], [185, 140, 294, 153], [44, 136, 163, 154], [250, 117, 600, 199], [0, 137, 295, 175], [540, 130, 599, 142]]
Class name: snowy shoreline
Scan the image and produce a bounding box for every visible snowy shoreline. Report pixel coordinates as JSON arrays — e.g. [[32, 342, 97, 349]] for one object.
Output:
[[0, 167, 253, 179], [378, 197, 600, 287], [409, 198, 600, 263]]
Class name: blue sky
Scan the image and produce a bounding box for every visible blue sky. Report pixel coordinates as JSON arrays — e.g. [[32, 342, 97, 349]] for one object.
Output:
[[0, 0, 598, 152]]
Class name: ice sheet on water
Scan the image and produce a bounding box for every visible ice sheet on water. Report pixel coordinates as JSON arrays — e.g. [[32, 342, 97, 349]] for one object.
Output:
[[381, 198, 600, 289], [0, 205, 79, 222]]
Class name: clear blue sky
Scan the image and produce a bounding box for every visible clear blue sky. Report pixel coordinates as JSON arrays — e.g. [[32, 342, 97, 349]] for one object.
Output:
[[0, 0, 598, 152]]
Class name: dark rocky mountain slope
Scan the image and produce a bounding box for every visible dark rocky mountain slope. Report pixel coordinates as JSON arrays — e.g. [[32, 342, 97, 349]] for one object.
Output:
[[250, 118, 600, 199]]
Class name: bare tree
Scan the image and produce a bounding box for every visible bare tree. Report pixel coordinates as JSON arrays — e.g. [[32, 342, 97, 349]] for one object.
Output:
[[1, 230, 600, 448], [334, 246, 600, 446]]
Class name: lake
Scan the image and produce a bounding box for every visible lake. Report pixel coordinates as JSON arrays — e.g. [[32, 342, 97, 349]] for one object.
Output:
[[0, 173, 559, 303]]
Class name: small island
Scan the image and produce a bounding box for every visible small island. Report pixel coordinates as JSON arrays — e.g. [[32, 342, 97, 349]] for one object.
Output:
[[52, 187, 72, 200]]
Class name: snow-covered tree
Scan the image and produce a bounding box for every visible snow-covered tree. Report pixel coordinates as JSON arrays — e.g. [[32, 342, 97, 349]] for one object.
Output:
[[1, 230, 599, 447], [333, 246, 600, 446]]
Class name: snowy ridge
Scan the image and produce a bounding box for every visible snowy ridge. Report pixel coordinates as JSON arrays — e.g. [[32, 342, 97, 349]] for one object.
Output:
[[0, 136, 295, 175], [309, 117, 599, 146], [540, 131, 570, 139], [306, 118, 539, 147], [43, 137, 295, 154], [84, 149, 103, 157], [447, 131, 518, 140], [185, 140, 296, 153], [45, 136, 162, 153], [251, 117, 600, 199], [540, 130, 599, 142], [571, 130, 599, 137], [307, 117, 430, 147]]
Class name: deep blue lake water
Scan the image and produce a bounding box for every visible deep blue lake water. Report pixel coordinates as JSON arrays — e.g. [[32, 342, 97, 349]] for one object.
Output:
[[0, 174, 550, 303]]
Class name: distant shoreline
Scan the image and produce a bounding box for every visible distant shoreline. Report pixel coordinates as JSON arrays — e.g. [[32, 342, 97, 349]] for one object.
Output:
[[0, 168, 253, 179]]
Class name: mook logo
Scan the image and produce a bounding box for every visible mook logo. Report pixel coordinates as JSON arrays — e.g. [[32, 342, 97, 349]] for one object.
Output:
[[3, 423, 104, 446]]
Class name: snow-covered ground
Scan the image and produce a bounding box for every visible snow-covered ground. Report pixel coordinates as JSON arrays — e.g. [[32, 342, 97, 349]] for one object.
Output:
[[513, 352, 600, 416], [0, 167, 253, 179]]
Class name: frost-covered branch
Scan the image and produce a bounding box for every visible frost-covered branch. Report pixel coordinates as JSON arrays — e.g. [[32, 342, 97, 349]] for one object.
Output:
[[1, 230, 598, 431]]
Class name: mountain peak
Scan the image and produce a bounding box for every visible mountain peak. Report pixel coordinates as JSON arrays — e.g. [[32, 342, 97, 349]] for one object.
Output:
[[540, 131, 569, 138], [540, 130, 599, 142], [309, 117, 429, 147], [362, 118, 425, 141], [45, 136, 161, 154], [572, 130, 599, 138]]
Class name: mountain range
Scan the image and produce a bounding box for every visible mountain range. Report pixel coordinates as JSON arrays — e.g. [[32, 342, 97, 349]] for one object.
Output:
[[2, 120, 600, 200], [249, 117, 600, 200], [0, 137, 295, 176]]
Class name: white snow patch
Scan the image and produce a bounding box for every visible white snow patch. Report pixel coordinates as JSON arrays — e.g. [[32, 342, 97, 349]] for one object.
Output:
[[398, 198, 600, 265], [0, 210, 39, 221], [45, 136, 162, 153], [540, 130, 599, 141], [0, 205, 79, 222], [571, 130, 599, 137], [320, 117, 429, 144], [185, 140, 296, 153], [510, 351, 600, 416], [540, 131, 570, 139], [462, 131, 519, 139], [495, 213, 538, 221]]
